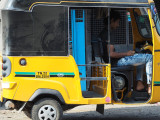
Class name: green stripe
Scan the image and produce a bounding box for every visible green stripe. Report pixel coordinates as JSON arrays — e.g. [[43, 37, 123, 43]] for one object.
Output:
[[154, 81, 160, 84], [15, 72, 75, 76], [15, 72, 35, 75], [50, 72, 75, 75]]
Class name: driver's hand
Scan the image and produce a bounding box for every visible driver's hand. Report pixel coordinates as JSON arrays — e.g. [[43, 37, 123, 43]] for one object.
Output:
[[126, 51, 135, 56]]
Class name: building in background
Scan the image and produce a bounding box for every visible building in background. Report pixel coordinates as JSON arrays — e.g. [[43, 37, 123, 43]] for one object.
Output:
[[0, 0, 6, 53], [0, 0, 5, 80]]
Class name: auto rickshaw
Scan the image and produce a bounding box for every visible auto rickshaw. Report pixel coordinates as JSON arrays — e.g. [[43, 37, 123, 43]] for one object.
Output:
[[1, 0, 160, 120]]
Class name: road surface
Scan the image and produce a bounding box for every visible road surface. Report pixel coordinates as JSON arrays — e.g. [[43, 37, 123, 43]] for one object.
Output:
[[0, 104, 160, 120]]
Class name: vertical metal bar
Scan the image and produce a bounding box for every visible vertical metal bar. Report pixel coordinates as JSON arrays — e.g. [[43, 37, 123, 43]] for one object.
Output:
[[97, 66, 99, 84], [107, 8, 111, 97], [68, 7, 70, 55], [81, 9, 86, 91], [126, 11, 129, 46], [103, 66, 105, 87], [71, 10, 75, 58], [108, 8, 111, 63], [71, 9, 73, 53], [83, 10, 86, 65]]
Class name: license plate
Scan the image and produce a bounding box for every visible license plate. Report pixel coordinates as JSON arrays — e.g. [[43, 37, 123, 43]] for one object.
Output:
[[36, 72, 50, 78]]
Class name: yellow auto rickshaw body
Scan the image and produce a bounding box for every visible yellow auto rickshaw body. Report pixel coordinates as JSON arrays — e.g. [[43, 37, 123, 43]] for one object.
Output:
[[1, 0, 160, 116]]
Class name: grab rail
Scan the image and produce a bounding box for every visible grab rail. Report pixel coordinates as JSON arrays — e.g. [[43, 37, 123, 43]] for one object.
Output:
[[81, 77, 107, 81]]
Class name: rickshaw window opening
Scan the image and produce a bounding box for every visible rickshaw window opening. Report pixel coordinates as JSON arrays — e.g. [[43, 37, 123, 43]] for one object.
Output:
[[133, 8, 152, 39], [151, 4, 160, 36], [2, 6, 69, 56]]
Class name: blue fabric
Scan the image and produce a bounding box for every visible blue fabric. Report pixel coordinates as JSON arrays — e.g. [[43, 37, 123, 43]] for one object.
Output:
[[117, 54, 152, 66], [117, 54, 152, 84]]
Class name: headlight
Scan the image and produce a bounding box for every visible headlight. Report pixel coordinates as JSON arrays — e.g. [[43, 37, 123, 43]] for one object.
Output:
[[114, 76, 125, 90], [2, 82, 17, 89], [2, 83, 10, 89]]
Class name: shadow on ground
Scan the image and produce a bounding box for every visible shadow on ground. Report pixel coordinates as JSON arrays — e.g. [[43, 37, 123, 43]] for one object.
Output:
[[0, 104, 160, 120], [63, 105, 160, 120]]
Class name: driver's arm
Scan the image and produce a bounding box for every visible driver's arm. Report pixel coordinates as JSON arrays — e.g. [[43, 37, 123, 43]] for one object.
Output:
[[109, 45, 135, 58]]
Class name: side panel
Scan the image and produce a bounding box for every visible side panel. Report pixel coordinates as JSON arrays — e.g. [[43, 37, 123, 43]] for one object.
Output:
[[2, 56, 112, 104], [148, 9, 160, 103], [3, 56, 83, 104]]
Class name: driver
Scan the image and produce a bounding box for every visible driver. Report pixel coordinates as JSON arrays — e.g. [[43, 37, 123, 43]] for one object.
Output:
[[98, 10, 152, 94]]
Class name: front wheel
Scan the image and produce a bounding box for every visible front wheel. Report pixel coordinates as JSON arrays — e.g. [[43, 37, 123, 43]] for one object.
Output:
[[31, 98, 63, 120]]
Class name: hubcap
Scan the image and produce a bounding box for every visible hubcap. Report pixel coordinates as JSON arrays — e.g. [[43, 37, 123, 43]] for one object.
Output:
[[38, 105, 57, 120]]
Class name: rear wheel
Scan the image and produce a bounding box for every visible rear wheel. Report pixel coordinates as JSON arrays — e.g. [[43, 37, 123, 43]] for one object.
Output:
[[31, 98, 63, 120]]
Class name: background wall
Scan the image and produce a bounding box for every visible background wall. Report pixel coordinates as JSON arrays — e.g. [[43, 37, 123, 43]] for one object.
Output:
[[0, 0, 7, 53], [0, 0, 6, 80]]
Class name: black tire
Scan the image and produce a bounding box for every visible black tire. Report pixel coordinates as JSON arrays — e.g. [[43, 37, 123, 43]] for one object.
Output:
[[31, 98, 63, 120]]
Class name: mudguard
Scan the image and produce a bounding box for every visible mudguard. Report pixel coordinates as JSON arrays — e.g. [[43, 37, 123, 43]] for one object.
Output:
[[28, 89, 65, 104]]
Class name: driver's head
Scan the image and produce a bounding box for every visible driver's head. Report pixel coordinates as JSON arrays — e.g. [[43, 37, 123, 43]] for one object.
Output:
[[104, 10, 121, 30]]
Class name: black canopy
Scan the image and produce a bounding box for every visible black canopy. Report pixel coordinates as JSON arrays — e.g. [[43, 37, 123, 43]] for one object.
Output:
[[3, 0, 149, 11]]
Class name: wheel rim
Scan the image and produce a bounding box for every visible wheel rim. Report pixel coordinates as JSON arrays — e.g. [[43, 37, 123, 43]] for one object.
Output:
[[38, 105, 57, 120]]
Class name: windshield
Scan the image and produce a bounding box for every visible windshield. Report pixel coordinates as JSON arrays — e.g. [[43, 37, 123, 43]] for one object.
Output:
[[151, 4, 160, 35], [2, 6, 68, 56], [134, 8, 152, 38]]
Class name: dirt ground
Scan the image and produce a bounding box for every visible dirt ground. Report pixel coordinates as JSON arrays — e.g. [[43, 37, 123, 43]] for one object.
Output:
[[0, 103, 160, 120]]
